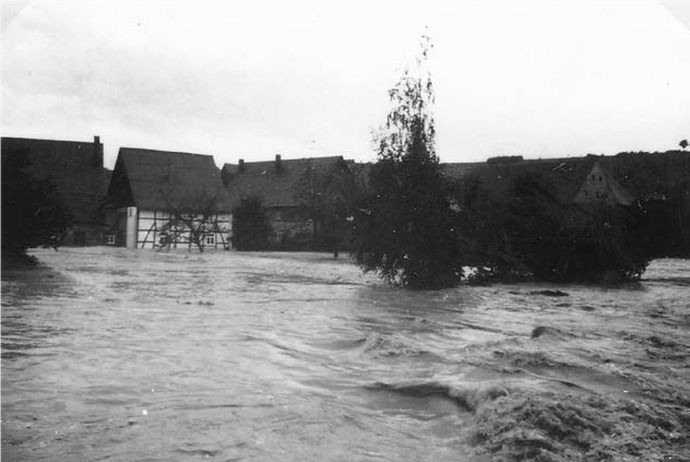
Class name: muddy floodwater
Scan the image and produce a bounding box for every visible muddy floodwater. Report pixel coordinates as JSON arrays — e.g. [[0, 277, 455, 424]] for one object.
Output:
[[2, 248, 689, 461]]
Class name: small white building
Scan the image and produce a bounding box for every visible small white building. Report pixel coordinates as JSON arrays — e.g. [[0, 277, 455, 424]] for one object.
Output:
[[106, 147, 232, 250]]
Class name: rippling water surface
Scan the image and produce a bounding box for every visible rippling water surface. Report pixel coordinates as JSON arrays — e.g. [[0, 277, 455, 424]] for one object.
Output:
[[2, 248, 689, 461]]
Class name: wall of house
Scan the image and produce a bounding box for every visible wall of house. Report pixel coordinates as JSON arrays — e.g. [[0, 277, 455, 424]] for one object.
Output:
[[101, 206, 129, 247], [63, 224, 107, 246], [574, 163, 619, 205], [135, 209, 232, 250]]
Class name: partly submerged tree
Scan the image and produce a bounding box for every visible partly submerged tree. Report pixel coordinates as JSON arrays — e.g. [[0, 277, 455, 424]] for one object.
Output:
[[351, 34, 464, 289], [154, 186, 231, 252], [680, 139, 688, 150], [232, 196, 272, 250], [159, 191, 229, 253], [1, 147, 72, 261], [454, 170, 652, 283]]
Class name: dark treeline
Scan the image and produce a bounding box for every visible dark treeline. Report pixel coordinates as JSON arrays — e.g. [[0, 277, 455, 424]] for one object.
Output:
[[350, 166, 662, 287], [347, 157, 687, 287]]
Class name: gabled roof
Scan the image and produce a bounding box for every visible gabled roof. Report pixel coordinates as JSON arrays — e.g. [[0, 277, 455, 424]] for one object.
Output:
[[223, 156, 347, 208], [1, 136, 108, 224], [444, 156, 606, 204], [109, 148, 231, 212]]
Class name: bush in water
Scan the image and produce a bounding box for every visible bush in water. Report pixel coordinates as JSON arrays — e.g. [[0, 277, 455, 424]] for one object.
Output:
[[454, 172, 652, 283], [231, 196, 272, 251]]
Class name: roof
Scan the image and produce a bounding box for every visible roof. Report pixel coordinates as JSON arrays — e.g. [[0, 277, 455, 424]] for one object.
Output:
[[347, 161, 373, 192], [1, 136, 108, 224], [109, 148, 231, 212], [444, 151, 690, 204], [444, 156, 605, 204], [441, 161, 484, 180], [223, 156, 347, 208], [604, 151, 690, 200]]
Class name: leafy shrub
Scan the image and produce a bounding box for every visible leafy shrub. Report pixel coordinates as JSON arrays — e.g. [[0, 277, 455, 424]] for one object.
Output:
[[231, 196, 272, 250]]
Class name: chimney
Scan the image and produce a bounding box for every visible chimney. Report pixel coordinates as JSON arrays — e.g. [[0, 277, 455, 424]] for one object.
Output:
[[239, 159, 245, 173], [93, 135, 103, 168], [275, 154, 282, 172]]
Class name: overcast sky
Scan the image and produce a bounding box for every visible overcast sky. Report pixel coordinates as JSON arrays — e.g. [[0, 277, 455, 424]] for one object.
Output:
[[2, 2, 690, 169]]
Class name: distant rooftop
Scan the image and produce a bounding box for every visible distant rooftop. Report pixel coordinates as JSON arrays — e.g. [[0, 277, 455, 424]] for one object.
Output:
[[223, 155, 348, 208]]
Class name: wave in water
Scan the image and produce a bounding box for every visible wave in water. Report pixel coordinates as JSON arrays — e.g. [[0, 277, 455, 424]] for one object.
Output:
[[358, 333, 435, 359], [366, 380, 514, 413]]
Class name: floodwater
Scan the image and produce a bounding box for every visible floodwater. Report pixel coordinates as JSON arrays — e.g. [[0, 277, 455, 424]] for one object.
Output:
[[2, 248, 689, 461]]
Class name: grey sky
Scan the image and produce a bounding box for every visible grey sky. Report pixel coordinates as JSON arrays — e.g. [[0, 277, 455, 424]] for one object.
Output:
[[2, 2, 690, 170]]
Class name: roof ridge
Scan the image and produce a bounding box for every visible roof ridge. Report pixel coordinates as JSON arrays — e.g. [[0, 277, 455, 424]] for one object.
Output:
[[2, 136, 98, 145], [229, 155, 343, 165], [119, 147, 214, 158]]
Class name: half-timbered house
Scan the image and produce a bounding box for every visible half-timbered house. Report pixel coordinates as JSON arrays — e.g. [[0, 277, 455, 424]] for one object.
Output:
[[106, 148, 232, 250]]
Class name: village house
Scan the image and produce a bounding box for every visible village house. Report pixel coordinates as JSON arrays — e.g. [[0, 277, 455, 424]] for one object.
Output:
[[106, 147, 232, 250], [1, 135, 111, 245], [443, 155, 634, 208], [222, 155, 358, 249]]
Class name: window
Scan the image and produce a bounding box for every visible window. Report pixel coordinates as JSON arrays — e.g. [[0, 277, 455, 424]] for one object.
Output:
[[205, 234, 215, 245], [106, 234, 116, 245]]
